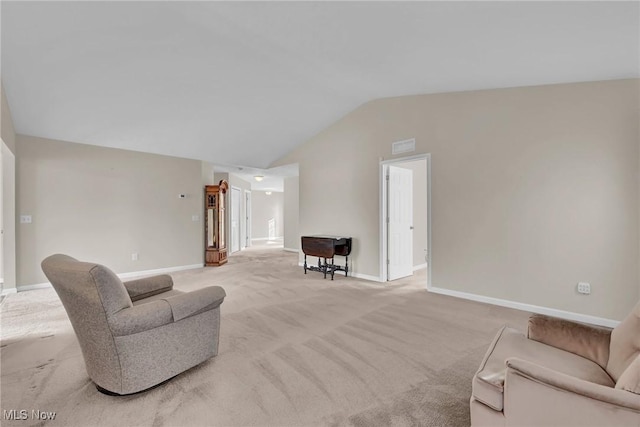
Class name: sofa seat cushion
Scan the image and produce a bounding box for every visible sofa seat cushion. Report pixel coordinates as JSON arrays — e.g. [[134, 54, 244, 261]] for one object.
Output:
[[473, 326, 615, 412]]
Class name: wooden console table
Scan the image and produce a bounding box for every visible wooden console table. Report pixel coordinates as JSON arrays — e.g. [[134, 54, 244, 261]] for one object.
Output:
[[301, 235, 352, 280]]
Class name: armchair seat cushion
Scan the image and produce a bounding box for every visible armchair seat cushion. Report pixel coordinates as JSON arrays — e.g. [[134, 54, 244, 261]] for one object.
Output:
[[473, 326, 615, 411]]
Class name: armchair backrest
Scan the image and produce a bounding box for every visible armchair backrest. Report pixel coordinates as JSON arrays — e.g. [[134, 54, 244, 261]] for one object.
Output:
[[607, 300, 640, 382], [41, 254, 133, 392]]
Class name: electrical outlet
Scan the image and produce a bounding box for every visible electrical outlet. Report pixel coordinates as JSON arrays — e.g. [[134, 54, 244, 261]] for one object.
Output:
[[577, 282, 591, 295], [20, 215, 32, 224], [192, 215, 199, 221], [131, 253, 139, 261]]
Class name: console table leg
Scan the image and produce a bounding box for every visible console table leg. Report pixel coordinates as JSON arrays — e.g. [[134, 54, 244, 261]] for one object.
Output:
[[345, 256, 349, 277], [304, 255, 307, 274], [323, 258, 327, 279]]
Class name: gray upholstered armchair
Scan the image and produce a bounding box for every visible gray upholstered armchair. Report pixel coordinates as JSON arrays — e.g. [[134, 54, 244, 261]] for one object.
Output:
[[471, 302, 640, 426], [41, 254, 226, 395]]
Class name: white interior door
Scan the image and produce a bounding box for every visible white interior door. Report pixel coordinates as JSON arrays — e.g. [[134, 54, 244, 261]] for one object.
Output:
[[231, 187, 241, 253], [245, 191, 251, 247], [388, 165, 413, 281], [268, 218, 275, 240]]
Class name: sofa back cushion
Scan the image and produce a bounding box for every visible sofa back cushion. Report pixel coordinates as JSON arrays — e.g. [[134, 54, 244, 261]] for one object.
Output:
[[615, 354, 640, 394], [607, 300, 640, 382]]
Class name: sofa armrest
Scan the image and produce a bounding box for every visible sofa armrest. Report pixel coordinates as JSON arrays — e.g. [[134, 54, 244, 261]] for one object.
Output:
[[527, 313, 612, 368], [163, 286, 226, 322], [123, 274, 173, 302], [109, 300, 174, 336], [506, 357, 640, 411]]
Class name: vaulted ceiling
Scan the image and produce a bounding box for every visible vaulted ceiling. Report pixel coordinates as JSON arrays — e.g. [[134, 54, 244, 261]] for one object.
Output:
[[2, 1, 638, 170]]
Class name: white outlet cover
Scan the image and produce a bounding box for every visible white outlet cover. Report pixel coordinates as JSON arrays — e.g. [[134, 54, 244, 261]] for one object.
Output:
[[577, 282, 591, 295], [20, 215, 32, 223]]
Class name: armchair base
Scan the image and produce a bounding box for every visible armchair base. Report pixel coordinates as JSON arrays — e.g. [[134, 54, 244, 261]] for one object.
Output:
[[95, 374, 176, 396]]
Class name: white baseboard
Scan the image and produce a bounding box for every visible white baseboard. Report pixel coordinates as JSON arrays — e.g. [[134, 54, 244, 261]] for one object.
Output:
[[297, 261, 383, 282], [118, 263, 204, 279], [1, 287, 17, 296], [14, 282, 52, 292], [283, 248, 298, 253], [413, 263, 428, 272], [252, 237, 284, 241], [351, 272, 384, 282], [427, 285, 620, 328], [16, 263, 204, 293]]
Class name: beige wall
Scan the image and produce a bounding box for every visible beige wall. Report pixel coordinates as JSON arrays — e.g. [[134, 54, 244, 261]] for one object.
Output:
[[283, 176, 299, 251], [1, 84, 17, 291], [213, 172, 228, 188], [397, 159, 428, 268], [274, 79, 640, 320], [202, 162, 216, 186], [16, 135, 204, 286], [252, 191, 284, 240]]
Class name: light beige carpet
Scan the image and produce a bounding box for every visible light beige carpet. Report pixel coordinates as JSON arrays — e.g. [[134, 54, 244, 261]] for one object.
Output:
[[0, 247, 528, 426]]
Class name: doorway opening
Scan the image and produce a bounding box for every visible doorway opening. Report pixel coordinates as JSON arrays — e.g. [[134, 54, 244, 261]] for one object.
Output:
[[380, 154, 431, 287], [244, 190, 251, 248], [0, 140, 16, 296], [0, 141, 3, 292], [230, 186, 241, 254]]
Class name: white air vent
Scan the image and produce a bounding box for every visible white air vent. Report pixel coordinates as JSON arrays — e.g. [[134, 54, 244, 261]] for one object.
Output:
[[392, 138, 415, 155]]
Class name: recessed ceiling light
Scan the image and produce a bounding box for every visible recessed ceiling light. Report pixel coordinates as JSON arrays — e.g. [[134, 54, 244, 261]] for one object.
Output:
[[254, 175, 264, 182], [265, 191, 272, 195]]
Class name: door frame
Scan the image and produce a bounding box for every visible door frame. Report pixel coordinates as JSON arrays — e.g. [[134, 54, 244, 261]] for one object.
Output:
[[379, 153, 431, 287]]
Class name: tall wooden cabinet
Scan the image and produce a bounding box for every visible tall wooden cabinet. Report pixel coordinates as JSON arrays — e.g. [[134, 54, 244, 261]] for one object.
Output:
[[205, 180, 228, 266]]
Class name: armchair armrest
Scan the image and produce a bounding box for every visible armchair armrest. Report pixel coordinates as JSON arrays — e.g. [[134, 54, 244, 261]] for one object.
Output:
[[163, 286, 226, 322], [528, 313, 612, 368], [506, 357, 640, 411], [109, 300, 174, 336], [123, 274, 173, 302]]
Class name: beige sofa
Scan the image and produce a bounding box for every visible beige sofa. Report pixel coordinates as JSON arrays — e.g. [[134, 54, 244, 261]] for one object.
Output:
[[471, 302, 640, 426], [42, 254, 226, 395]]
